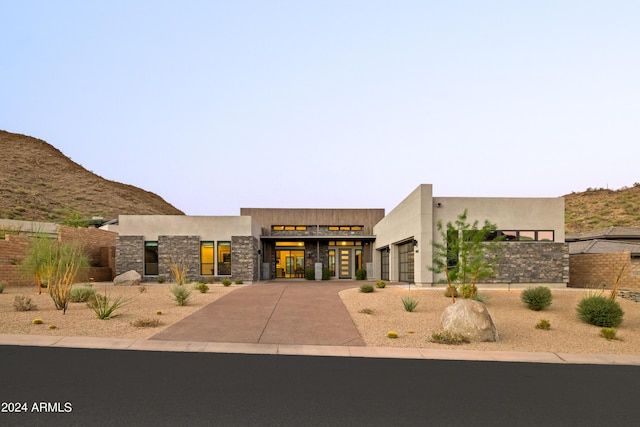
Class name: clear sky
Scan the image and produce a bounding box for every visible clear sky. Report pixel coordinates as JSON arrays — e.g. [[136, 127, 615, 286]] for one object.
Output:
[[2, 1, 639, 216]]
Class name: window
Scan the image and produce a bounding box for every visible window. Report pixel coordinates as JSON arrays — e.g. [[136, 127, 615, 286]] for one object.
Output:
[[144, 241, 158, 275], [380, 248, 389, 281], [285, 226, 295, 231], [201, 241, 214, 275], [218, 241, 231, 275], [496, 230, 554, 242], [295, 226, 307, 231], [272, 226, 284, 231], [328, 226, 339, 231], [398, 241, 415, 282], [328, 249, 336, 276]]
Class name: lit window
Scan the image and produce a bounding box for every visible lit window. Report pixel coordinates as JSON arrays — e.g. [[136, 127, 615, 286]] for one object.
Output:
[[201, 241, 214, 275], [328, 226, 339, 231], [285, 226, 295, 231], [351, 226, 362, 231], [340, 226, 350, 231], [272, 226, 284, 231], [296, 226, 307, 231]]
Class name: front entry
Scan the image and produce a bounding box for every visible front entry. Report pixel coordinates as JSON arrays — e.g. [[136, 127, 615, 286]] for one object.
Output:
[[339, 249, 351, 279], [275, 249, 305, 278]]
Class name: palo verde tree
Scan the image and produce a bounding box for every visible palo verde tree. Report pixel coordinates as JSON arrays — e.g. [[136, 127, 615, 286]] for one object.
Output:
[[429, 209, 504, 302], [20, 233, 56, 294]]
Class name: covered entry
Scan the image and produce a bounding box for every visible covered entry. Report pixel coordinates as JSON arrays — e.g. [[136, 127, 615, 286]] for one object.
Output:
[[275, 242, 306, 278]]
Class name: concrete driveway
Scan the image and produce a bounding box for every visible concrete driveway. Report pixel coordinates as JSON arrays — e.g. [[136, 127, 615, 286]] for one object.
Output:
[[150, 281, 366, 346]]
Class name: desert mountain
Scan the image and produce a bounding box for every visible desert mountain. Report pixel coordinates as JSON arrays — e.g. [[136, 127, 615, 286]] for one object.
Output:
[[0, 130, 184, 223]]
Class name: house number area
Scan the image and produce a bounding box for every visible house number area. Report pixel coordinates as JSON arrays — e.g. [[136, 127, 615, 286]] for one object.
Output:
[[1, 401, 73, 413]]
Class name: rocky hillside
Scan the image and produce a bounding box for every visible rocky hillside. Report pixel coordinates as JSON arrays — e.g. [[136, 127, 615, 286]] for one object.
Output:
[[0, 130, 184, 223], [564, 184, 640, 233]]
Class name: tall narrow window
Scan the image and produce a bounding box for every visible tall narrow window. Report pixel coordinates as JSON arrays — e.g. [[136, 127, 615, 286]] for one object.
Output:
[[381, 249, 389, 281], [328, 249, 336, 277], [201, 241, 214, 275], [355, 249, 363, 271], [218, 241, 231, 275], [144, 241, 158, 275]]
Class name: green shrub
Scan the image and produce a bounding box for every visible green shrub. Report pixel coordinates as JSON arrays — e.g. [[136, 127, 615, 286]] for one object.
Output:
[[401, 296, 419, 312], [459, 284, 477, 299], [376, 280, 386, 288], [431, 330, 470, 345], [14, 295, 37, 311], [194, 283, 209, 293], [138, 284, 147, 293], [170, 285, 193, 306], [322, 268, 330, 280], [69, 285, 97, 303], [88, 290, 131, 319], [305, 268, 315, 280], [600, 328, 618, 340], [157, 276, 166, 284], [355, 269, 367, 280], [577, 295, 624, 327], [234, 279, 244, 285], [359, 284, 374, 293], [535, 319, 551, 330], [221, 279, 232, 287], [521, 286, 553, 311], [444, 286, 458, 298]]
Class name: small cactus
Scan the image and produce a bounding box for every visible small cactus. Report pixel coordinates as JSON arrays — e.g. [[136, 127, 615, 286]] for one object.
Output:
[[32, 318, 43, 325], [387, 330, 399, 338], [48, 324, 57, 329]]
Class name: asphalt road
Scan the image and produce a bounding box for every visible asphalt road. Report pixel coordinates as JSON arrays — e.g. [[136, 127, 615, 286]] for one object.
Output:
[[1, 345, 639, 426]]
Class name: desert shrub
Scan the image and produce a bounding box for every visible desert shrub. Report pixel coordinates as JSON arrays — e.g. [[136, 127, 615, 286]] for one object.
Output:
[[355, 269, 367, 280], [234, 279, 243, 285], [131, 317, 161, 328], [577, 295, 624, 327], [88, 290, 130, 319], [14, 295, 37, 311], [0, 283, 5, 293], [156, 310, 163, 315], [157, 276, 166, 284], [459, 284, 477, 299], [401, 296, 419, 312], [305, 268, 315, 280], [387, 331, 398, 338], [322, 268, 330, 280], [376, 280, 386, 288], [521, 286, 553, 311], [431, 330, 470, 345], [48, 324, 57, 329], [600, 328, 618, 340], [170, 285, 193, 306], [69, 285, 96, 303], [359, 284, 374, 293], [535, 319, 551, 330], [32, 318, 43, 324], [194, 283, 209, 293], [444, 286, 458, 298], [359, 308, 374, 314], [221, 279, 232, 287], [138, 284, 147, 293]]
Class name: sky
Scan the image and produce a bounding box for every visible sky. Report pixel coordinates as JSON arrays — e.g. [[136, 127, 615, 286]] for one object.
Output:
[[1, 1, 639, 216]]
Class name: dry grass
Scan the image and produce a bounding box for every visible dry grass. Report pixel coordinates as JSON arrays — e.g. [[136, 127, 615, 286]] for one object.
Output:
[[339, 286, 640, 354]]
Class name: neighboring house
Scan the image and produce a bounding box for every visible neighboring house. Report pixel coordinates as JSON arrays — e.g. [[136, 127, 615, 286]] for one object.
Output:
[[115, 184, 569, 287], [567, 227, 640, 290], [0, 219, 117, 286]]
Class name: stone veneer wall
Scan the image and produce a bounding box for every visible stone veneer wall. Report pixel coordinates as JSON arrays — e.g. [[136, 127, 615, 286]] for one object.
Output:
[[158, 236, 201, 281], [482, 242, 569, 284], [116, 236, 144, 277], [569, 252, 640, 290], [271, 226, 365, 238], [231, 236, 258, 281]]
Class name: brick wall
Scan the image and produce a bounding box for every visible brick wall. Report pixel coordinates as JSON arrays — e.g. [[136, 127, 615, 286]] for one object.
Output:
[[59, 226, 117, 267], [0, 235, 30, 266], [569, 252, 640, 290]]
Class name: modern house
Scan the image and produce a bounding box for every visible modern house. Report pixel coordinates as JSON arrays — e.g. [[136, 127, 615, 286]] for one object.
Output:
[[114, 184, 569, 287]]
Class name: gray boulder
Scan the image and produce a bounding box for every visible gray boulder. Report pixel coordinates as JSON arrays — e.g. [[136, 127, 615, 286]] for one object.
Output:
[[113, 270, 142, 286], [441, 299, 499, 342]]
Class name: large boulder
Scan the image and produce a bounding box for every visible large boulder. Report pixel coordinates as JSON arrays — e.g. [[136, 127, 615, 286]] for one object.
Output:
[[113, 270, 141, 286], [441, 299, 499, 342]]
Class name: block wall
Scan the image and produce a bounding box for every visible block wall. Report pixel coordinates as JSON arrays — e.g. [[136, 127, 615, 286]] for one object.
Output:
[[569, 252, 640, 290]]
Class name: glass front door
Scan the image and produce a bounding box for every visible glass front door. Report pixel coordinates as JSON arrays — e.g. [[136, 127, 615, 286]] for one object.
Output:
[[276, 250, 305, 278], [339, 249, 351, 279]]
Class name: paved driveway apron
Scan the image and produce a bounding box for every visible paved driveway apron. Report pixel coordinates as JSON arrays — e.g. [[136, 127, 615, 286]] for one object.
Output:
[[150, 281, 365, 346]]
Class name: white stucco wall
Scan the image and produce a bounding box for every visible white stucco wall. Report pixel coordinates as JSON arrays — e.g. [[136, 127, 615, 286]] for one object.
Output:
[[117, 215, 260, 241]]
